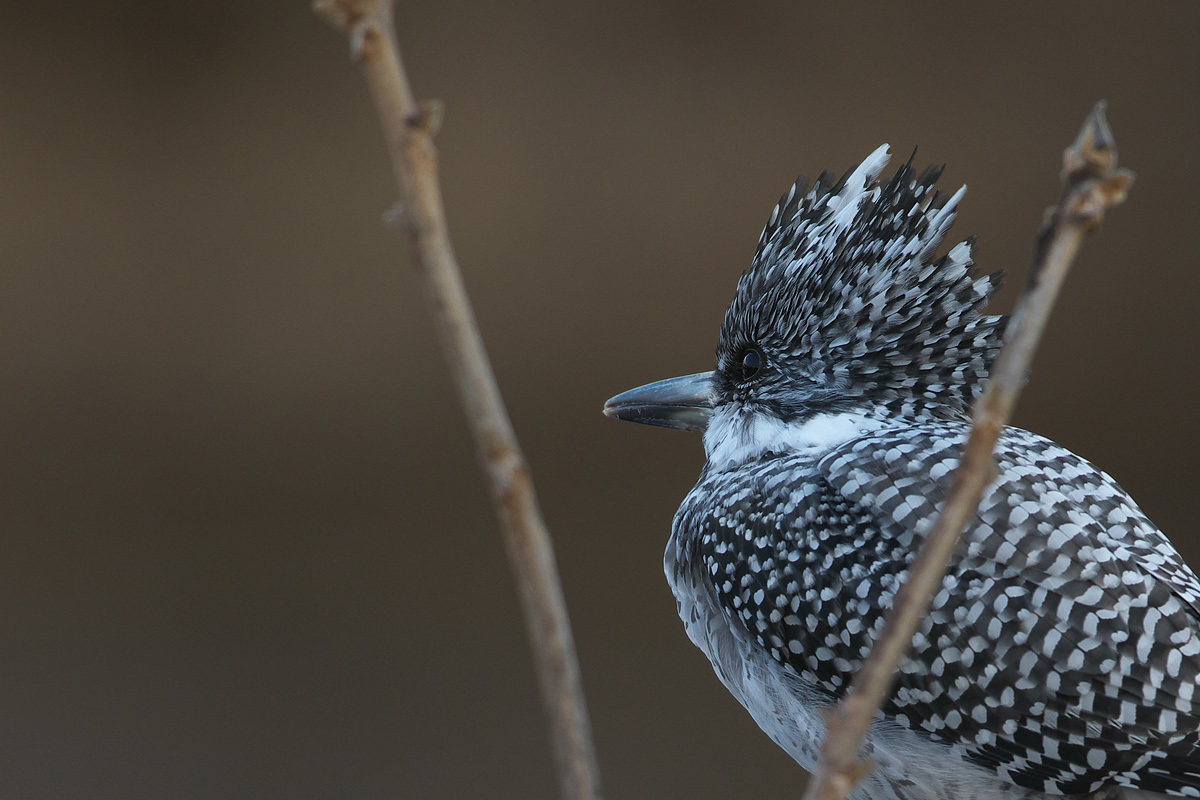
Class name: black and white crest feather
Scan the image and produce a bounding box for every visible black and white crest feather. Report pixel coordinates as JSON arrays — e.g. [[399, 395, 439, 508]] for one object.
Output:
[[718, 144, 1005, 417]]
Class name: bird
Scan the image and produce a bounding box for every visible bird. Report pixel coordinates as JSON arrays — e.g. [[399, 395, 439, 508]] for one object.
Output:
[[603, 145, 1200, 800]]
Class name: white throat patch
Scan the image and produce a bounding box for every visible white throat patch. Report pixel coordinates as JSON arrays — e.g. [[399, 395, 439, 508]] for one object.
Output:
[[702, 407, 882, 470]]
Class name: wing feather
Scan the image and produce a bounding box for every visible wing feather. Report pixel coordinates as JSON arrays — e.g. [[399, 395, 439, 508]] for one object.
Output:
[[691, 422, 1200, 795]]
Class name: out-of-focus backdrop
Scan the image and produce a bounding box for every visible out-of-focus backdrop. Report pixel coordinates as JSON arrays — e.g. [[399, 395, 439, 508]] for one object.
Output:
[[2, 2, 1197, 798]]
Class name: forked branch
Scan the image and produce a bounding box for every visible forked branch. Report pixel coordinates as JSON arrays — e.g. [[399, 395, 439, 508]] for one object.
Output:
[[313, 3, 603, 799], [801, 102, 1135, 800]]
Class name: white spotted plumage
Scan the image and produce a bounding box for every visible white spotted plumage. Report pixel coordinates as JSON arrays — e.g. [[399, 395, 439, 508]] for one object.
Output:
[[660, 148, 1200, 799]]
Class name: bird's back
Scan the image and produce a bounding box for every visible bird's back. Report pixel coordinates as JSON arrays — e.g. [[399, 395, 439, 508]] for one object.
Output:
[[667, 419, 1200, 799]]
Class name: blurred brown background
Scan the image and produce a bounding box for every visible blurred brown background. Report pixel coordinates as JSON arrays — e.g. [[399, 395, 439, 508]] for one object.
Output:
[[1, 2, 1197, 798]]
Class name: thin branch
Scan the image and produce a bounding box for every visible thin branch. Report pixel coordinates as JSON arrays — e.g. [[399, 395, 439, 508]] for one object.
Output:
[[312, 3, 603, 800], [801, 102, 1135, 800]]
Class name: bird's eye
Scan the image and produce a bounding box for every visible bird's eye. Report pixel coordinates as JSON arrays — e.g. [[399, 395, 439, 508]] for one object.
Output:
[[739, 348, 763, 382]]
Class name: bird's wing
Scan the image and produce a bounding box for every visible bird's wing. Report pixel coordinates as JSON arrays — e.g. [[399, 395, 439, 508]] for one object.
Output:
[[697, 422, 1200, 796]]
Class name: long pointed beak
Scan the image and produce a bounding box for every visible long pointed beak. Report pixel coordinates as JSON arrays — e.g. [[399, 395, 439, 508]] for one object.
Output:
[[603, 371, 714, 432]]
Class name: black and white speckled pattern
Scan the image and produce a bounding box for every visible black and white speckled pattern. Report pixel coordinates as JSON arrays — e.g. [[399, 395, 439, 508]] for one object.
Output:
[[655, 147, 1200, 799], [716, 147, 1005, 420], [676, 423, 1200, 796]]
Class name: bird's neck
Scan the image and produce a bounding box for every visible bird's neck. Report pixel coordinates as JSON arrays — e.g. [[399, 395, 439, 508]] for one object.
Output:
[[702, 405, 886, 471]]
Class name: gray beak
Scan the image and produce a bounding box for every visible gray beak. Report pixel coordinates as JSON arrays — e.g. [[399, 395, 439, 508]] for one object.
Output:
[[603, 371, 714, 432]]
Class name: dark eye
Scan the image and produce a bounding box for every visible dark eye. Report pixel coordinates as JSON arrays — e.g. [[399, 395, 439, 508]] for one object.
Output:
[[739, 348, 763, 382]]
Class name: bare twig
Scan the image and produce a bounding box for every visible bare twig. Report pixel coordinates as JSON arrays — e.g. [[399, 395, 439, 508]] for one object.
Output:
[[312, 3, 603, 799], [801, 102, 1135, 800]]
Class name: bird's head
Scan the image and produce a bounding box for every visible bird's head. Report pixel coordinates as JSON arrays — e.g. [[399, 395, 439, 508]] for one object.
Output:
[[605, 145, 1005, 467]]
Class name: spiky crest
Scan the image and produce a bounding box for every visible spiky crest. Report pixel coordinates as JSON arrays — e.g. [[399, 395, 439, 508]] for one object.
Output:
[[719, 145, 1006, 417]]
